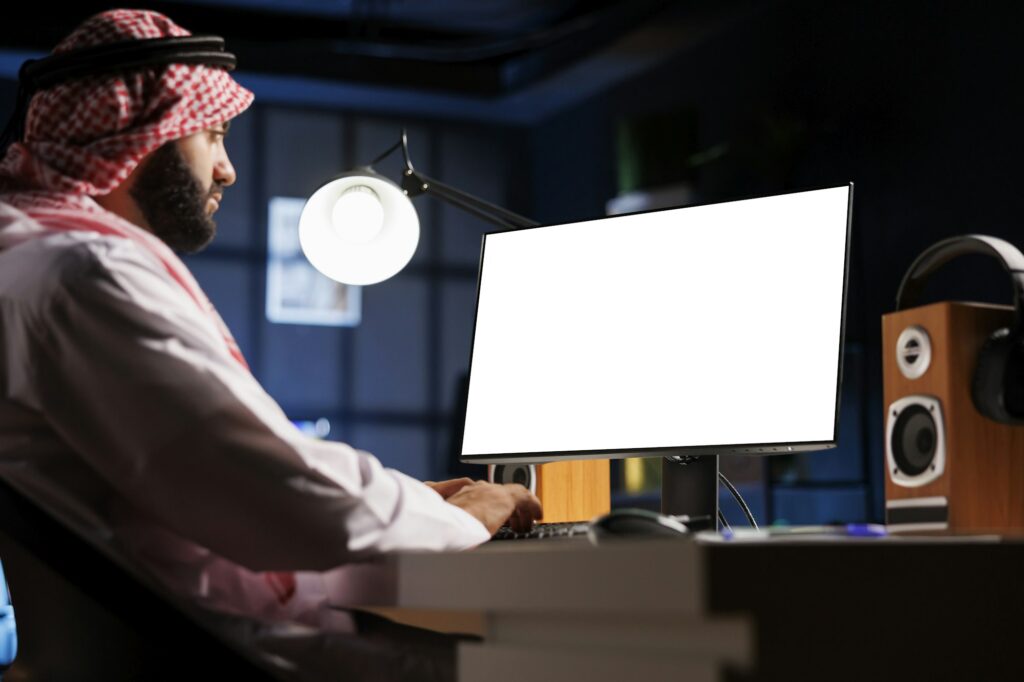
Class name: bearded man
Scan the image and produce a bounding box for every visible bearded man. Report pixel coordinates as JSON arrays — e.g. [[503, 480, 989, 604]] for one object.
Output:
[[0, 9, 540, 681]]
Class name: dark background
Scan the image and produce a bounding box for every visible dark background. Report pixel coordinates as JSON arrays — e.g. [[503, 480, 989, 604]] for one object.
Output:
[[2, 0, 1021, 526]]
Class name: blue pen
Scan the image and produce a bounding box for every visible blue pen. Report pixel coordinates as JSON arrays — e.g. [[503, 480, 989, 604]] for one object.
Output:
[[844, 523, 887, 537]]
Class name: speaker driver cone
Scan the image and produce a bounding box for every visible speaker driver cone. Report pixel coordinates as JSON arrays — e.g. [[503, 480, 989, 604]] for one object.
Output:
[[488, 464, 537, 494], [891, 404, 937, 476], [885, 394, 946, 488]]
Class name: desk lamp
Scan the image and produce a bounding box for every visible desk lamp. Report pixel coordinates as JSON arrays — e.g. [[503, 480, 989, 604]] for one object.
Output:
[[298, 129, 537, 286]]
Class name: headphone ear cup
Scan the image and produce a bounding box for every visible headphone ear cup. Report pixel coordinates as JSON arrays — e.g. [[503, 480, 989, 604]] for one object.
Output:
[[972, 328, 1024, 425], [1005, 336, 1024, 419]]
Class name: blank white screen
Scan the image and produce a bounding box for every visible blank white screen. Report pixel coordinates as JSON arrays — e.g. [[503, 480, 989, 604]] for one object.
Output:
[[462, 186, 850, 458]]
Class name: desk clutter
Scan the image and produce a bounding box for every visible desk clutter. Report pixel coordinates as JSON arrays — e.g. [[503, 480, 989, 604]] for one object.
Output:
[[883, 235, 1024, 534]]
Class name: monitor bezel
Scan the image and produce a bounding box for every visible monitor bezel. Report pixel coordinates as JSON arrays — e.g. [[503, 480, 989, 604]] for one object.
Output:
[[459, 183, 854, 465]]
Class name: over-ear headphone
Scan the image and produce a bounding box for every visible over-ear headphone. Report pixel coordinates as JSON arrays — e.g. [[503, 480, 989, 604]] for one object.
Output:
[[895, 234, 1024, 425]]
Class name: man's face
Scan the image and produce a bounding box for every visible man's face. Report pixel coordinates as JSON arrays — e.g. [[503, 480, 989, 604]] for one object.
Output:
[[129, 122, 236, 253]]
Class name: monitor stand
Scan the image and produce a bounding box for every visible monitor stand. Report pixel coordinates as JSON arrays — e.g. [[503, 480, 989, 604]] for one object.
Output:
[[661, 455, 719, 531]]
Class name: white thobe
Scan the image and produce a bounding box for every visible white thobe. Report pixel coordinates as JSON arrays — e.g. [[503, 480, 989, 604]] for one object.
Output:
[[0, 199, 490, 636]]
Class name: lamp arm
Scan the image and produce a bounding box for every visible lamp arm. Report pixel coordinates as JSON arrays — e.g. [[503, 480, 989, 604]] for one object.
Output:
[[402, 169, 538, 231]]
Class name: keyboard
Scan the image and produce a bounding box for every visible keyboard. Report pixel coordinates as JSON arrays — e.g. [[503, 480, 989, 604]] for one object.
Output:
[[491, 521, 591, 541]]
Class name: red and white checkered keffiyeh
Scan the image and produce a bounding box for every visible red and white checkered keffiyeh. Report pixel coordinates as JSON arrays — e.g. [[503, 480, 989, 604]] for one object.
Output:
[[0, 11, 296, 606], [0, 8, 253, 195]]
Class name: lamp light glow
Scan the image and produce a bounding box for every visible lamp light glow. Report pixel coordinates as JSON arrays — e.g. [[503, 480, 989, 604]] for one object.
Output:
[[331, 186, 384, 244], [299, 170, 419, 286]]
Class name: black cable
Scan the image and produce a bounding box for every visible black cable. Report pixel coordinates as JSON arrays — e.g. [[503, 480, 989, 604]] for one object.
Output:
[[661, 454, 758, 532], [367, 138, 403, 167], [719, 471, 758, 529]]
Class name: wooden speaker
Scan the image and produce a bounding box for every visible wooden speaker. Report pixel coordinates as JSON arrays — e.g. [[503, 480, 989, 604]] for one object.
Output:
[[882, 301, 1024, 533], [489, 460, 610, 523]]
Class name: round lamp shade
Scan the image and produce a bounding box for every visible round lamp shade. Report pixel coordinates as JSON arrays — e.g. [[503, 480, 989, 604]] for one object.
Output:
[[299, 170, 420, 285]]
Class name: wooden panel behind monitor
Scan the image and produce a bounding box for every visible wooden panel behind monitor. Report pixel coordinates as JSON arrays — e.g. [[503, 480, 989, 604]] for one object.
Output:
[[882, 301, 1024, 532], [535, 459, 611, 523]]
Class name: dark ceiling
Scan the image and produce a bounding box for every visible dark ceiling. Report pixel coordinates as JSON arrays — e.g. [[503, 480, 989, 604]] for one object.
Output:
[[1, 0, 698, 95]]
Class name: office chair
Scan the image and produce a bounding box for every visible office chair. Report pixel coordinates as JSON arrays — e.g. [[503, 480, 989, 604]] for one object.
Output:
[[0, 556, 15, 680], [0, 477, 279, 680]]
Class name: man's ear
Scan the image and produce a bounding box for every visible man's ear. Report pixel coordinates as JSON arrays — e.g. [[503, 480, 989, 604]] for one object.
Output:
[[94, 153, 152, 230]]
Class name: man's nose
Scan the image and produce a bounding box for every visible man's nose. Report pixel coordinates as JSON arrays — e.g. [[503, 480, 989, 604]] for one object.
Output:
[[215, 150, 236, 187]]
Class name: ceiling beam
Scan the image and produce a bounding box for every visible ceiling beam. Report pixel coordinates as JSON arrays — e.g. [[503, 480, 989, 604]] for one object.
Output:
[[0, 0, 674, 95]]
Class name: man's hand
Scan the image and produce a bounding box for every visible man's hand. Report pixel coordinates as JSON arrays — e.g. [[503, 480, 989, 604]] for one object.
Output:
[[423, 477, 476, 500], [443, 480, 543, 535]]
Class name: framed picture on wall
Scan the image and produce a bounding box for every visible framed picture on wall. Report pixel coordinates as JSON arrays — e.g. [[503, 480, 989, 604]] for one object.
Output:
[[266, 196, 361, 327]]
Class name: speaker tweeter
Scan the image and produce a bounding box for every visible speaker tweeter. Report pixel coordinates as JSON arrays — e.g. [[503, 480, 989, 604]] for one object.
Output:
[[895, 325, 932, 380]]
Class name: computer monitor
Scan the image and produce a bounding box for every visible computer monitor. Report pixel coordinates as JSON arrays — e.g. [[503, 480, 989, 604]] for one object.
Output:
[[460, 185, 852, 516]]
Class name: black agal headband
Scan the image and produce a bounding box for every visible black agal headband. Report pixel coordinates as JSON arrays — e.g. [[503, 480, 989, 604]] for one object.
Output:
[[1, 35, 237, 151]]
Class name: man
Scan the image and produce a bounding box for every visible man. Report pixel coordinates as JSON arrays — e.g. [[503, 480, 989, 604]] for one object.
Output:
[[0, 9, 541, 680]]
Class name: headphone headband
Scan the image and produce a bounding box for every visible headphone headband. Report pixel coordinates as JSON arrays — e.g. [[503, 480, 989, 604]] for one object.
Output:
[[895, 234, 1024, 327]]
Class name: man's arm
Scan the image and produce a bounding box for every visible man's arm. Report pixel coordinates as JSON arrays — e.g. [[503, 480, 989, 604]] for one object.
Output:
[[22, 239, 535, 570]]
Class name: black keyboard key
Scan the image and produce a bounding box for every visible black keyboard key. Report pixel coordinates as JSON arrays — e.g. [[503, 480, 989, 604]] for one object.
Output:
[[491, 521, 590, 541]]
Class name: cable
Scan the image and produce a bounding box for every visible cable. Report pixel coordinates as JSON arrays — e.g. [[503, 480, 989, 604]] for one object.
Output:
[[661, 454, 757, 532], [719, 471, 758, 529], [367, 137, 403, 167]]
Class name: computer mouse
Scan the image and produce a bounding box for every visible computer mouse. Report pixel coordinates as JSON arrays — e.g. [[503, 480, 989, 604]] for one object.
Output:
[[587, 507, 690, 544]]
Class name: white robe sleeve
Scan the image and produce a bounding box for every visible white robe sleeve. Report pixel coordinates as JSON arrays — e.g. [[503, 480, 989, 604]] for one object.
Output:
[[23, 237, 490, 572]]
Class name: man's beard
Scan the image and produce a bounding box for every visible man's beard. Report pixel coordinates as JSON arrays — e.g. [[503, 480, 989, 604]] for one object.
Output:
[[129, 142, 222, 254]]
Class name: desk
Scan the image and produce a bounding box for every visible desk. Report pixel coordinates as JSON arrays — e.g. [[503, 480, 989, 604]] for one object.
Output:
[[330, 535, 1024, 682]]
